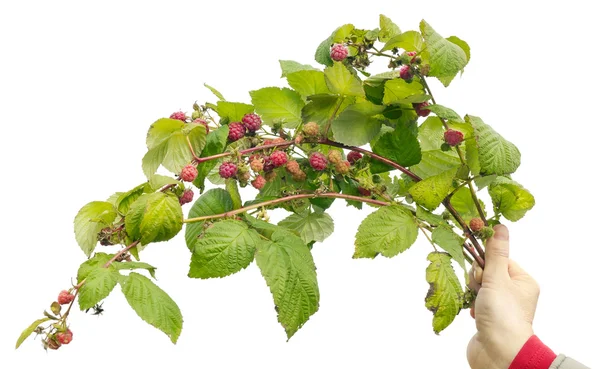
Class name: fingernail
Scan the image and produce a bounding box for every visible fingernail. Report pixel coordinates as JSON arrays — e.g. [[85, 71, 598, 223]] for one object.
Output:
[[493, 224, 509, 240]]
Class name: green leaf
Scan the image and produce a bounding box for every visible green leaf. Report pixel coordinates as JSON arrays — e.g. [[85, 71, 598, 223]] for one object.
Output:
[[431, 226, 466, 272], [113, 261, 157, 279], [424, 104, 464, 122], [15, 317, 50, 349], [425, 252, 463, 334], [185, 188, 233, 250], [194, 125, 229, 191], [189, 220, 261, 279], [145, 118, 183, 149], [301, 95, 354, 130], [215, 101, 254, 122], [78, 267, 119, 311], [449, 187, 484, 224], [315, 35, 334, 67], [120, 272, 183, 343], [354, 205, 418, 258], [382, 78, 426, 105], [279, 60, 318, 77], [225, 178, 242, 210], [250, 87, 304, 128], [77, 252, 114, 283], [278, 212, 334, 244], [331, 103, 382, 146], [467, 115, 521, 176], [408, 167, 456, 210], [381, 30, 424, 52], [204, 83, 225, 101], [255, 230, 319, 339], [410, 151, 461, 179], [420, 20, 468, 86], [416, 206, 445, 226], [116, 183, 148, 215], [378, 14, 401, 42], [332, 24, 355, 43], [324, 63, 365, 97], [488, 177, 535, 221], [125, 192, 183, 245], [371, 125, 422, 173], [148, 174, 181, 191], [74, 201, 118, 257], [286, 70, 330, 98], [447, 36, 471, 63]]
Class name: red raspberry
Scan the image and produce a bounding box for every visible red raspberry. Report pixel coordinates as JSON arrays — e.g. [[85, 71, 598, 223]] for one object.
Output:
[[327, 150, 342, 164], [335, 160, 351, 175], [250, 157, 264, 172], [309, 152, 328, 171], [227, 122, 246, 141], [170, 111, 186, 122], [358, 187, 372, 196], [444, 129, 464, 147], [399, 65, 413, 81], [179, 189, 194, 205], [270, 151, 288, 167], [57, 290, 74, 305], [347, 151, 362, 165], [193, 118, 210, 133], [285, 160, 300, 174], [56, 329, 73, 345], [302, 122, 320, 137], [413, 102, 431, 117], [251, 175, 266, 190], [242, 113, 262, 132], [406, 51, 417, 63], [180, 164, 198, 182], [469, 218, 485, 232], [330, 43, 349, 62], [219, 162, 238, 179]]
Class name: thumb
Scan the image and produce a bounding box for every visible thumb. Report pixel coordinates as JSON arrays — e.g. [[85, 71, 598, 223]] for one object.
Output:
[[482, 224, 510, 283]]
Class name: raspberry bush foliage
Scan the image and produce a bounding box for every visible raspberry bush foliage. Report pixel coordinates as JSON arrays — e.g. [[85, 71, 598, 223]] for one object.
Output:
[[16, 15, 535, 350]]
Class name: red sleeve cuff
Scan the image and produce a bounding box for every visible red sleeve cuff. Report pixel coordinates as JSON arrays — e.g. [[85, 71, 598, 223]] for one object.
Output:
[[508, 335, 557, 369]]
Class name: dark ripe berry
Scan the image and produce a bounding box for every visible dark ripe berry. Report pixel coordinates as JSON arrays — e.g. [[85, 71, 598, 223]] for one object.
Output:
[[330, 44, 349, 61], [347, 151, 362, 165], [413, 101, 431, 117], [227, 122, 246, 141], [179, 189, 194, 205], [469, 218, 485, 232], [180, 164, 198, 182], [219, 162, 238, 179], [358, 187, 372, 196], [251, 175, 266, 190], [399, 65, 413, 80], [193, 118, 210, 133], [242, 113, 262, 132], [270, 150, 288, 167], [170, 111, 186, 122], [57, 290, 74, 305], [56, 329, 73, 345], [262, 158, 275, 173], [444, 129, 464, 147], [309, 152, 328, 171]]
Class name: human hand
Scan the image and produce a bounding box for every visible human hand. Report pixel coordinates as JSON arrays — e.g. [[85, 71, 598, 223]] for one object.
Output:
[[467, 225, 540, 369]]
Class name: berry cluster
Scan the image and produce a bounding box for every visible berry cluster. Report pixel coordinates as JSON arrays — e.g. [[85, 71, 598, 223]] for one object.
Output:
[[228, 113, 264, 142]]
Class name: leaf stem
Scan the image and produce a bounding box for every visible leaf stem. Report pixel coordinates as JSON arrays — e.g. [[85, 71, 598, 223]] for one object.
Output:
[[323, 97, 345, 138]]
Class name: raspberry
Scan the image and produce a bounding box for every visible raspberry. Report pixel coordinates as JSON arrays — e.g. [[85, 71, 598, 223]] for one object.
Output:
[[219, 162, 238, 179], [285, 160, 300, 174], [193, 118, 210, 133], [309, 152, 328, 171], [242, 113, 262, 132], [45, 337, 61, 350], [294, 134, 304, 145], [57, 290, 74, 305], [469, 218, 485, 232], [347, 151, 362, 165], [327, 150, 342, 164], [292, 170, 307, 182], [227, 122, 246, 141], [264, 171, 278, 182], [180, 164, 198, 182], [56, 329, 73, 345], [302, 122, 319, 137], [399, 65, 413, 81], [406, 51, 417, 63], [330, 43, 349, 62], [358, 187, 372, 196], [250, 157, 264, 172], [272, 137, 286, 145], [335, 160, 351, 175], [179, 189, 194, 205], [270, 151, 288, 167], [169, 111, 186, 122], [444, 129, 464, 147], [251, 175, 266, 190], [413, 102, 431, 117]]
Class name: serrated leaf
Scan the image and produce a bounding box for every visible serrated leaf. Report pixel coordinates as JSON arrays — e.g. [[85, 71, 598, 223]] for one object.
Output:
[[420, 20, 468, 86], [354, 205, 418, 258], [255, 230, 319, 339], [278, 212, 334, 244], [125, 192, 183, 245], [204, 83, 225, 100], [371, 124, 422, 173], [416, 206, 445, 226], [77, 252, 114, 283], [332, 24, 355, 43], [189, 220, 260, 279], [467, 115, 521, 176], [116, 183, 148, 215], [15, 317, 50, 349], [409, 167, 456, 210], [382, 78, 426, 105], [488, 177, 535, 221], [410, 151, 461, 179], [381, 30, 424, 52], [185, 188, 233, 250], [250, 87, 304, 128], [78, 267, 119, 311], [120, 272, 183, 343], [379, 14, 401, 42], [450, 187, 484, 224], [279, 60, 318, 77], [215, 101, 254, 122], [431, 226, 466, 272], [148, 174, 181, 191], [331, 103, 382, 146], [113, 261, 157, 279], [424, 104, 464, 122], [315, 35, 334, 67], [286, 70, 329, 98], [425, 252, 463, 334], [301, 95, 355, 130], [146, 118, 183, 149], [447, 36, 470, 63], [324, 62, 365, 97], [74, 201, 118, 257], [474, 175, 498, 191], [193, 125, 229, 191], [225, 178, 242, 210]]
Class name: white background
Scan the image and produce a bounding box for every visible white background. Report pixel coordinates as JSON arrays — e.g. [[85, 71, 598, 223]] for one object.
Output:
[[1, 1, 599, 368]]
